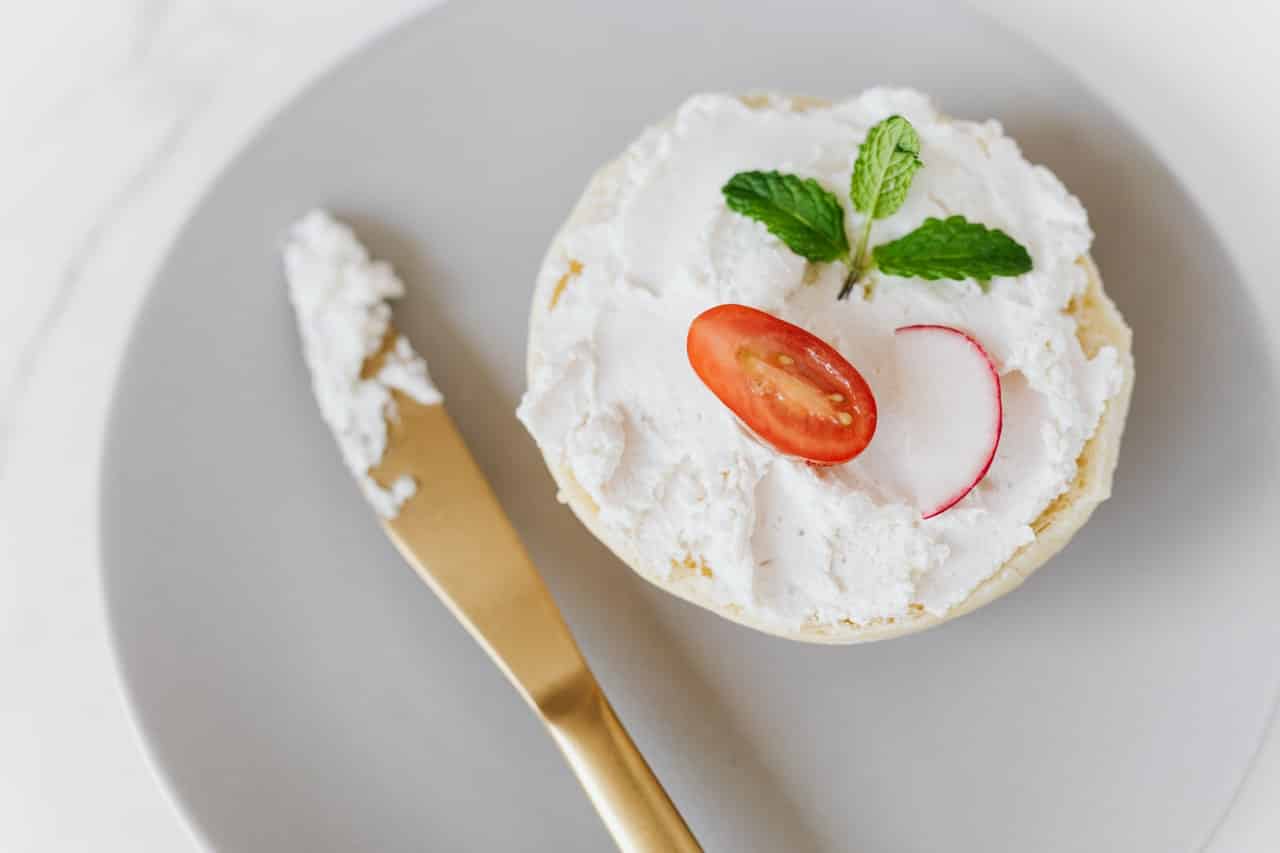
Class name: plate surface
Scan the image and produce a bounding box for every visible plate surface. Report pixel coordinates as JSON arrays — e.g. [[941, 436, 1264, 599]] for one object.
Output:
[[101, 0, 1280, 850]]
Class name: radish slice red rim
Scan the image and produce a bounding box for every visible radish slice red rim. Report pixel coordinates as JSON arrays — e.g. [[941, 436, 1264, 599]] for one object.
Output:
[[855, 324, 1003, 519]]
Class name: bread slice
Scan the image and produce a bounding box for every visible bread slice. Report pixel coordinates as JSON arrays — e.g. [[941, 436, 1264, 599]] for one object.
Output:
[[524, 96, 1134, 643]]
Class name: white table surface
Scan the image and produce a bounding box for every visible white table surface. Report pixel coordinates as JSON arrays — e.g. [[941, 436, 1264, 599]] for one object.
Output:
[[2, 1, 1278, 849]]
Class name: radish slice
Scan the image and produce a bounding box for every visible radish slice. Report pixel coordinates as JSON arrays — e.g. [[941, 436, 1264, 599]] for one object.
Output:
[[854, 325, 1002, 519]]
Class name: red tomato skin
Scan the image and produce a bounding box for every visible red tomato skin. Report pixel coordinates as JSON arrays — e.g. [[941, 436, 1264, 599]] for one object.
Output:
[[687, 304, 877, 465]]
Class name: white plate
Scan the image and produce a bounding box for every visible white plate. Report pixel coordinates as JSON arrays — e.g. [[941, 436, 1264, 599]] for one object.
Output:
[[100, 0, 1280, 849]]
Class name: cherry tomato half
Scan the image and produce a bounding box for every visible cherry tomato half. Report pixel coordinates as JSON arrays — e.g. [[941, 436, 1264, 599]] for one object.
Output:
[[687, 304, 877, 465]]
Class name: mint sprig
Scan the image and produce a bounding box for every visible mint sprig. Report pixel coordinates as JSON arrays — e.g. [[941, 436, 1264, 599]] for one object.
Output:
[[722, 171, 849, 262], [873, 216, 1032, 286], [845, 115, 923, 297], [720, 112, 1035, 300]]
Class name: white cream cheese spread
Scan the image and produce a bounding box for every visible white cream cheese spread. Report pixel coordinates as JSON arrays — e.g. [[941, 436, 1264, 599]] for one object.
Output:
[[284, 210, 442, 518], [518, 90, 1125, 629]]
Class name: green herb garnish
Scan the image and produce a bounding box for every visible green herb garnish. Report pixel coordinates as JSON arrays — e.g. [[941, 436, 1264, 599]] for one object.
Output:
[[846, 115, 922, 297], [720, 114, 1033, 300], [722, 170, 849, 262], [873, 215, 1032, 287]]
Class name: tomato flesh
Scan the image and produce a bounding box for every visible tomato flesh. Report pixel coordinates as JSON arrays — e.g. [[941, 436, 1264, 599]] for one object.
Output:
[[687, 304, 877, 465]]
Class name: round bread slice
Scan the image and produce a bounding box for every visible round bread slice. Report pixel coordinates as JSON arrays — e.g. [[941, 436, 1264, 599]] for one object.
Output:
[[524, 95, 1134, 643]]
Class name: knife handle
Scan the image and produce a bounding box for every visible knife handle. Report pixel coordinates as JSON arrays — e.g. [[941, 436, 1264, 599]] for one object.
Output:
[[541, 671, 702, 853]]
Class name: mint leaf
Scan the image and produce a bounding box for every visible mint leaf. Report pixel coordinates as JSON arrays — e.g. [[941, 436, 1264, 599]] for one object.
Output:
[[843, 115, 923, 298], [720, 124, 1029, 302], [850, 115, 923, 219], [872, 215, 1033, 285], [722, 171, 850, 263]]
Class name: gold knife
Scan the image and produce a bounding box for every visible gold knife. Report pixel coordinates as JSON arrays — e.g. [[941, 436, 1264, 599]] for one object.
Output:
[[362, 334, 701, 852]]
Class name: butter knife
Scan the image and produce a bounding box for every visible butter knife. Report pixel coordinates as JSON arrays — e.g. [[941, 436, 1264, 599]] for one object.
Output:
[[357, 337, 701, 852]]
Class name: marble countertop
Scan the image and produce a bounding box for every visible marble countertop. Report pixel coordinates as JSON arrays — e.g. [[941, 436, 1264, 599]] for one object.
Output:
[[3, 1, 1278, 849]]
